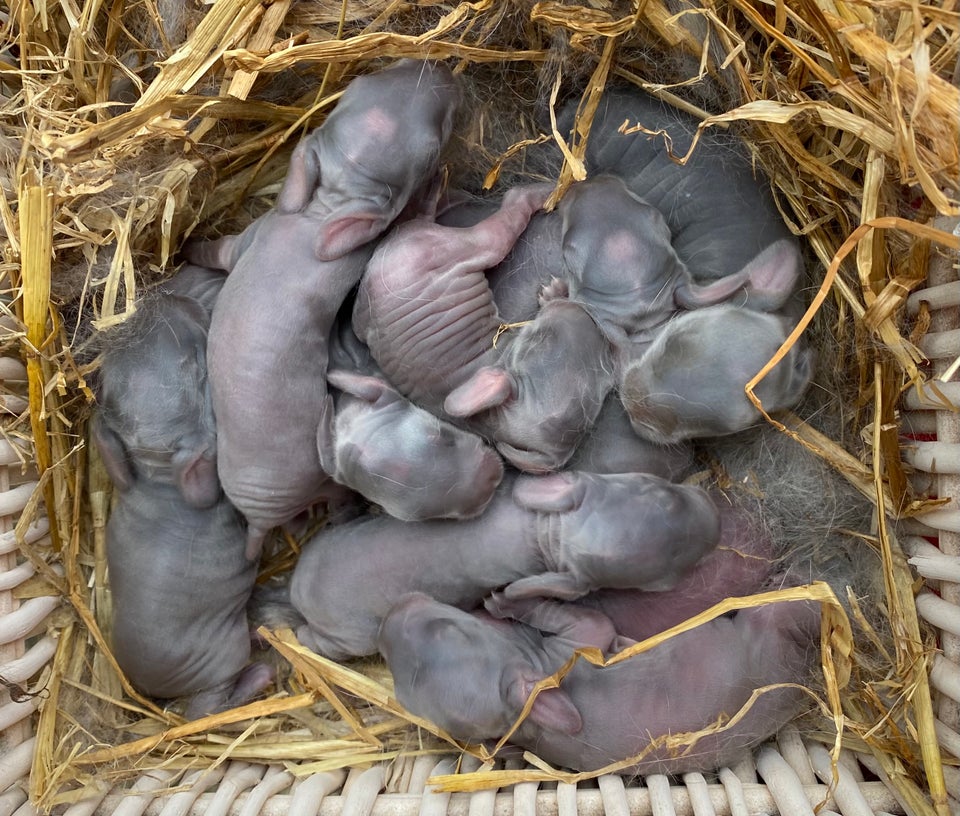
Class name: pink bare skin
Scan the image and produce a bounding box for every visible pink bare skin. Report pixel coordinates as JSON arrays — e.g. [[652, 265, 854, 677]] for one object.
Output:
[[379, 590, 819, 775], [578, 498, 776, 640], [353, 183, 552, 415], [289, 471, 721, 660], [185, 60, 460, 560]]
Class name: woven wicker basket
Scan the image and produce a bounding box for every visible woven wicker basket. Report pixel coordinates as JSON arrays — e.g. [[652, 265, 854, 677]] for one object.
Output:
[[2, 0, 959, 811]]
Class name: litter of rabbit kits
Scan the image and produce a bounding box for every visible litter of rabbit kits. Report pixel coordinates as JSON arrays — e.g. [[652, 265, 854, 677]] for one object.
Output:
[[1, 0, 958, 813]]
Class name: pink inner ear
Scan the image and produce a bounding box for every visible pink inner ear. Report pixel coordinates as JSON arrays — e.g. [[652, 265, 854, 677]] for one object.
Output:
[[444, 368, 515, 417], [741, 239, 800, 299], [327, 369, 388, 403], [674, 271, 750, 310], [512, 473, 583, 513], [174, 451, 221, 509], [276, 141, 319, 214], [514, 676, 583, 735], [315, 212, 390, 261]]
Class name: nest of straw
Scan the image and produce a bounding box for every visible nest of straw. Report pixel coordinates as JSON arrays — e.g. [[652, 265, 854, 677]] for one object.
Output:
[[2, 0, 958, 812]]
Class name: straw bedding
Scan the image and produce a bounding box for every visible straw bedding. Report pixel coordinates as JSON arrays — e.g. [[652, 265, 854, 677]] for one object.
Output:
[[1, 0, 958, 813]]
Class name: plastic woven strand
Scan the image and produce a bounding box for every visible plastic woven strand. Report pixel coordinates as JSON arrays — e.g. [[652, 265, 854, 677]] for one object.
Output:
[[85, 772, 905, 816]]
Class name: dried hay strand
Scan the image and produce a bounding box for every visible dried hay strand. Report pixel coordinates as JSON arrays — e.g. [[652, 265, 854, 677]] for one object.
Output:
[[1, 0, 958, 812]]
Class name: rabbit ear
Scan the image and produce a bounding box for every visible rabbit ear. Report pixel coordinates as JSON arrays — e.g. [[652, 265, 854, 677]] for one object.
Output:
[[503, 572, 586, 601], [327, 370, 394, 404], [91, 414, 136, 492], [444, 368, 516, 417], [512, 473, 586, 513], [674, 239, 801, 311], [314, 206, 393, 261], [505, 669, 583, 736], [276, 140, 320, 214], [673, 271, 750, 309], [173, 362, 221, 509], [181, 234, 242, 273], [172, 448, 221, 509], [734, 239, 801, 310]]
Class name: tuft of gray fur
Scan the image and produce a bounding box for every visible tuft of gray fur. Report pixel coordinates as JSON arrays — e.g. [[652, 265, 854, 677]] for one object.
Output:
[[705, 420, 879, 597], [248, 580, 307, 633]]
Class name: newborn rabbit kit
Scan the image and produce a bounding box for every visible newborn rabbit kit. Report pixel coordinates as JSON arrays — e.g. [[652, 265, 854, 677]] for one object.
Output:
[[3, 2, 958, 814]]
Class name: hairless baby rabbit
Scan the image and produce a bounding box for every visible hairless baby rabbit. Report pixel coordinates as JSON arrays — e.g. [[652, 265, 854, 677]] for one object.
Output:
[[447, 83, 805, 323], [557, 87, 804, 309], [442, 298, 616, 473], [289, 471, 720, 659], [578, 496, 775, 641], [102, 472, 272, 718], [436, 197, 563, 325], [185, 59, 461, 559], [93, 281, 271, 718], [556, 175, 800, 343], [271, 59, 462, 261], [324, 315, 504, 521], [620, 305, 814, 443], [379, 589, 819, 774], [353, 183, 552, 414], [583, 418, 874, 641], [94, 281, 221, 509]]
